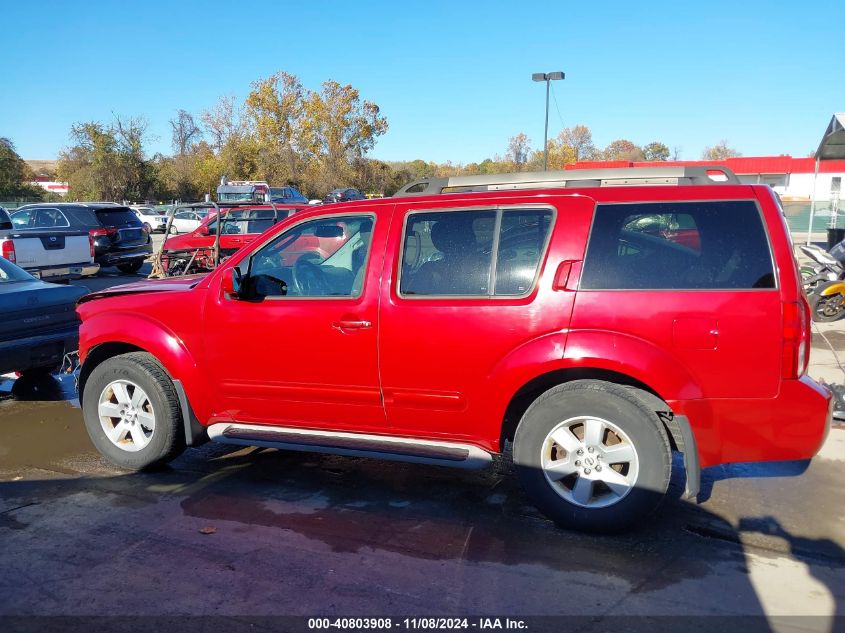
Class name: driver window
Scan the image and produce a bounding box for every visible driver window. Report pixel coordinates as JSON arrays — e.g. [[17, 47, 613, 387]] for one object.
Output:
[[249, 215, 374, 298]]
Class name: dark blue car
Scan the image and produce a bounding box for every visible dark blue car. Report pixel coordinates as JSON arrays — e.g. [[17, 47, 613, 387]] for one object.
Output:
[[0, 256, 87, 376]]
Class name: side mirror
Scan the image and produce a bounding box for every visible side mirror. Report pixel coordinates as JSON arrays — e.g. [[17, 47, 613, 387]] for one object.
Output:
[[197, 225, 209, 236], [222, 267, 243, 298]]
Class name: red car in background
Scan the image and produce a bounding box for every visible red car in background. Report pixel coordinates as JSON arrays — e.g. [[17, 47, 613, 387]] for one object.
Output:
[[158, 204, 310, 275]]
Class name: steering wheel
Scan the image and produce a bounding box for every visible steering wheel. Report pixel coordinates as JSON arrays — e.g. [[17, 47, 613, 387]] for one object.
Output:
[[292, 253, 329, 296]]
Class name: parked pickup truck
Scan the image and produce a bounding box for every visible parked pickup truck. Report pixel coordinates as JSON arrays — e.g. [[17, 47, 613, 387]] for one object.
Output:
[[0, 207, 98, 282]]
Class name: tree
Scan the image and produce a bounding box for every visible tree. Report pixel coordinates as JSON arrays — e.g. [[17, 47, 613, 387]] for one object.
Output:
[[702, 140, 741, 160], [506, 133, 531, 169], [603, 139, 644, 162], [300, 79, 388, 193], [202, 96, 241, 151], [642, 141, 670, 162], [244, 71, 306, 186], [56, 116, 156, 201], [0, 137, 42, 199], [558, 125, 597, 162], [170, 110, 202, 156]]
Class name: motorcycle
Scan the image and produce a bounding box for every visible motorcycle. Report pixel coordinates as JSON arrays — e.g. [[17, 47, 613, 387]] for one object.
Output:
[[799, 242, 845, 322]]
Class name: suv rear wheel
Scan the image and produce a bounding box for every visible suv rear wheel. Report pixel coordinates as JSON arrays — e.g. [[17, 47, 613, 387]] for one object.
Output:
[[513, 380, 671, 532], [82, 352, 185, 470]]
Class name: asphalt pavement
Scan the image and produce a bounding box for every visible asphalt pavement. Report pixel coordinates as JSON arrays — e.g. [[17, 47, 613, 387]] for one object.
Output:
[[0, 239, 843, 629]]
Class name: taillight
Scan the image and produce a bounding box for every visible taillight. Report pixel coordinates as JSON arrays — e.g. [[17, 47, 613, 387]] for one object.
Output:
[[782, 300, 810, 379], [89, 235, 95, 259], [90, 227, 118, 238], [1, 240, 15, 263]]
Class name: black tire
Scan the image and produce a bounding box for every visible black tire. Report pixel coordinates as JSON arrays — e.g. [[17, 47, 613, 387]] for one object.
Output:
[[513, 380, 671, 533], [169, 225, 179, 235], [143, 222, 152, 233], [82, 352, 185, 470], [117, 260, 144, 274], [810, 283, 845, 322]]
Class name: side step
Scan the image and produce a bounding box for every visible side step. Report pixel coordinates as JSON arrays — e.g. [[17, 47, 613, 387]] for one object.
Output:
[[207, 423, 493, 470]]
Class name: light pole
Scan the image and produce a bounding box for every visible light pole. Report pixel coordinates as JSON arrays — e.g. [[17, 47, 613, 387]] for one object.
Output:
[[532, 71, 565, 171]]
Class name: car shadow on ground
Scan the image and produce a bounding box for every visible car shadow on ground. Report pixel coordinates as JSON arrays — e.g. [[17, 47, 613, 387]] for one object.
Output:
[[1, 440, 842, 624]]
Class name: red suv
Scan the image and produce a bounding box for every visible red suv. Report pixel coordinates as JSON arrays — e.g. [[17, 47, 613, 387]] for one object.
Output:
[[75, 167, 831, 532]]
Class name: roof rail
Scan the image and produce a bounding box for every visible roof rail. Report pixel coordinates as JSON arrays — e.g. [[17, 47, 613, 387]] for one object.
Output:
[[393, 166, 740, 198]]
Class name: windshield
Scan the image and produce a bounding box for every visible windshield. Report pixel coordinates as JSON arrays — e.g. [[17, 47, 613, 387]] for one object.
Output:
[[0, 257, 35, 283], [206, 208, 290, 235]]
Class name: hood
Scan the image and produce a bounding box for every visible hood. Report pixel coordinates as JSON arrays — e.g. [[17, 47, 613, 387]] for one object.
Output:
[[77, 274, 207, 304]]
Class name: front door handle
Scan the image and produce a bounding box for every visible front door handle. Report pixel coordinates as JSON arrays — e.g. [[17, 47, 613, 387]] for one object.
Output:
[[332, 320, 372, 331]]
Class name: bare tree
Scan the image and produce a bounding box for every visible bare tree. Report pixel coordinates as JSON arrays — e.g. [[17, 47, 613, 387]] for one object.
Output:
[[506, 133, 531, 169], [702, 140, 741, 160], [170, 110, 201, 156]]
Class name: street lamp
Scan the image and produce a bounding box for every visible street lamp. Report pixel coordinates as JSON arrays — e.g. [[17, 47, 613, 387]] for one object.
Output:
[[532, 71, 565, 171]]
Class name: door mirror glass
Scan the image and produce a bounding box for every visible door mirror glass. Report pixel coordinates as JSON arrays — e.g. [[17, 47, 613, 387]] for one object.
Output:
[[222, 267, 240, 297]]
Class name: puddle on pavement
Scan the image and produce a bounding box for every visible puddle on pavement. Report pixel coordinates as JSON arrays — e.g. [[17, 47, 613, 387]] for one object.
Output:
[[0, 374, 95, 471]]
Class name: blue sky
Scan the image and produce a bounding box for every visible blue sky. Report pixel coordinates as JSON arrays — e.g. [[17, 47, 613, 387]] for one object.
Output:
[[1, 0, 842, 163]]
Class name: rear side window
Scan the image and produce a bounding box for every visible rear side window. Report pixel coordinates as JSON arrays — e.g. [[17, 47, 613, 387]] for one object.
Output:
[[33, 208, 69, 228], [0, 208, 11, 230], [581, 201, 775, 290], [95, 208, 143, 227], [66, 207, 99, 227], [400, 208, 553, 297]]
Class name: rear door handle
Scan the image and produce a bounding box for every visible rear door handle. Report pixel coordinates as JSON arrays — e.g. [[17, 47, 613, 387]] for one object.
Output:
[[332, 320, 372, 330]]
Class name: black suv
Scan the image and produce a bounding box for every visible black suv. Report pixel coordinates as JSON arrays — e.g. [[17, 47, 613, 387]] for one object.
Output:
[[323, 188, 367, 204], [13, 203, 152, 274]]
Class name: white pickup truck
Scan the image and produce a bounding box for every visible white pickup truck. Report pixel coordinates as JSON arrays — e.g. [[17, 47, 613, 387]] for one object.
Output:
[[0, 207, 99, 282]]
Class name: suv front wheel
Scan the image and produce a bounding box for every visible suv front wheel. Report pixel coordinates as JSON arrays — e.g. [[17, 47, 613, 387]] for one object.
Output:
[[82, 352, 185, 470], [513, 380, 671, 532]]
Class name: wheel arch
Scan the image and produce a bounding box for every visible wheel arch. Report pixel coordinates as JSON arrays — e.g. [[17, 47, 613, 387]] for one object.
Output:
[[78, 312, 209, 424], [500, 367, 668, 446]]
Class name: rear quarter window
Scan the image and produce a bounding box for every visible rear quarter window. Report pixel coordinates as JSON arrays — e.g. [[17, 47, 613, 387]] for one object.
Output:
[[581, 201, 775, 290]]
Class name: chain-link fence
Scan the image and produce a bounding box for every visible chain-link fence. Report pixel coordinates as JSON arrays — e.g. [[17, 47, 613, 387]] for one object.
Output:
[[783, 201, 845, 234]]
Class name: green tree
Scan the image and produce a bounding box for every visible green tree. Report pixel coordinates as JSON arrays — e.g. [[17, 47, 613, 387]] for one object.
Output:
[[702, 140, 741, 160], [301, 79, 389, 193], [642, 141, 670, 161], [0, 137, 42, 199], [57, 117, 157, 201], [244, 71, 306, 186]]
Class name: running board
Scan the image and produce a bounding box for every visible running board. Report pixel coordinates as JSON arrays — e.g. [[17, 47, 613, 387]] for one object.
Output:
[[207, 423, 493, 469]]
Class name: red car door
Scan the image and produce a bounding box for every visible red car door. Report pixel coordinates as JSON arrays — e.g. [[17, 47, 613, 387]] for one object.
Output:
[[202, 206, 390, 430], [378, 195, 595, 448]]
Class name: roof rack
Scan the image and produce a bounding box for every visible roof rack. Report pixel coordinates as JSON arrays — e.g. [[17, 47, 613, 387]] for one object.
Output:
[[393, 166, 740, 198]]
